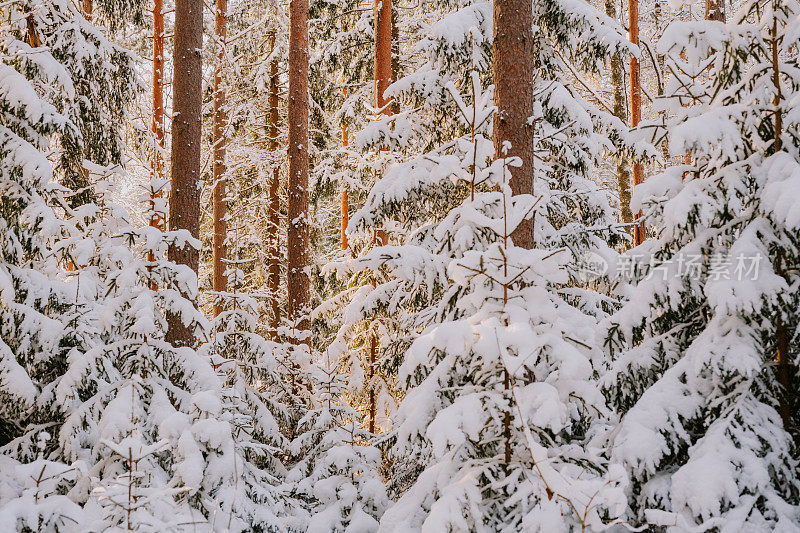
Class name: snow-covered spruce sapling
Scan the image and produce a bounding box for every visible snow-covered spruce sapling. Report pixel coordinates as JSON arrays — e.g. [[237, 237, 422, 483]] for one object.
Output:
[[376, 138, 627, 530], [603, 1, 800, 529], [285, 358, 388, 532]]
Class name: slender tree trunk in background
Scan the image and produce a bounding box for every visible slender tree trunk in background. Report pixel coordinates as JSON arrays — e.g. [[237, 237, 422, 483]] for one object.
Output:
[[373, 0, 392, 247], [340, 108, 349, 251], [26, 15, 40, 47], [629, 0, 645, 246], [82, 0, 92, 19], [493, 0, 535, 249], [340, 186, 349, 250], [167, 0, 203, 347], [606, 0, 633, 240], [705, 0, 725, 22], [147, 0, 166, 290], [287, 0, 310, 332], [152, 0, 165, 232], [365, 0, 394, 431], [212, 0, 228, 317], [770, 10, 790, 429], [268, 34, 282, 338], [374, 0, 392, 118], [391, 5, 400, 115]]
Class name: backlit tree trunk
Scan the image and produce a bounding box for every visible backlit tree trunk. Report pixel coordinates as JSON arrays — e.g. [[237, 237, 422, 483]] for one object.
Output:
[[606, 0, 633, 240], [493, 0, 535, 249], [374, 0, 392, 117], [373, 0, 392, 247], [287, 0, 310, 331], [341, 115, 349, 251], [629, 0, 645, 246], [212, 0, 228, 317], [268, 34, 282, 338], [365, 0, 395, 433], [167, 0, 203, 347], [152, 0, 165, 232], [705, 0, 725, 22]]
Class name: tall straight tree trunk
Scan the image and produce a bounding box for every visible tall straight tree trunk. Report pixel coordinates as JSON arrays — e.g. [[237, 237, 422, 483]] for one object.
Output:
[[167, 0, 203, 347], [152, 0, 165, 231], [629, 0, 645, 246], [606, 0, 633, 239], [212, 0, 228, 317], [148, 0, 166, 290], [287, 0, 310, 331], [268, 34, 282, 338], [341, 111, 349, 251], [374, 0, 392, 117], [365, 0, 395, 432], [770, 8, 790, 429], [493, 0, 535, 249], [373, 0, 392, 247], [705, 0, 725, 22], [82, 0, 92, 18]]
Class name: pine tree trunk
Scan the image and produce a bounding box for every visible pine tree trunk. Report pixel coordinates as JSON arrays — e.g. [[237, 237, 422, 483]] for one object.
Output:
[[705, 0, 725, 22], [341, 113, 349, 251], [365, 0, 394, 430], [152, 0, 165, 231], [167, 0, 203, 347], [391, 4, 400, 115], [26, 15, 40, 47], [212, 0, 228, 317], [493, 0, 535, 249], [374, 0, 392, 116], [629, 0, 645, 246], [373, 0, 392, 246], [268, 34, 282, 338], [82, 0, 92, 18], [148, 0, 166, 289], [287, 0, 310, 331], [771, 10, 790, 429], [606, 0, 633, 238]]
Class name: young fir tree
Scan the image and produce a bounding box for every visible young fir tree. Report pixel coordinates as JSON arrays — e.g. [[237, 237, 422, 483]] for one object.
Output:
[[0, 23, 91, 533], [0, 2, 136, 529], [360, 76, 628, 529], [602, 1, 800, 529], [285, 359, 389, 532], [53, 184, 292, 531], [17, 0, 137, 205], [324, 0, 637, 433], [0, 0, 135, 459]]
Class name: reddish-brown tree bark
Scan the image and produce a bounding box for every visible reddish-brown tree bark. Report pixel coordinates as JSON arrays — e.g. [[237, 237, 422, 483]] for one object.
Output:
[[212, 0, 228, 317], [705, 0, 725, 22], [341, 118, 349, 251], [151, 0, 165, 232], [268, 34, 282, 337], [374, 0, 392, 116], [629, 0, 646, 246], [167, 0, 203, 347], [373, 0, 392, 247], [287, 0, 310, 330], [147, 0, 166, 290], [364, 0, 395, 432], [493, 0, 535, 249], [82, 0, 92, 18], [606, 0, 633, 240]]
